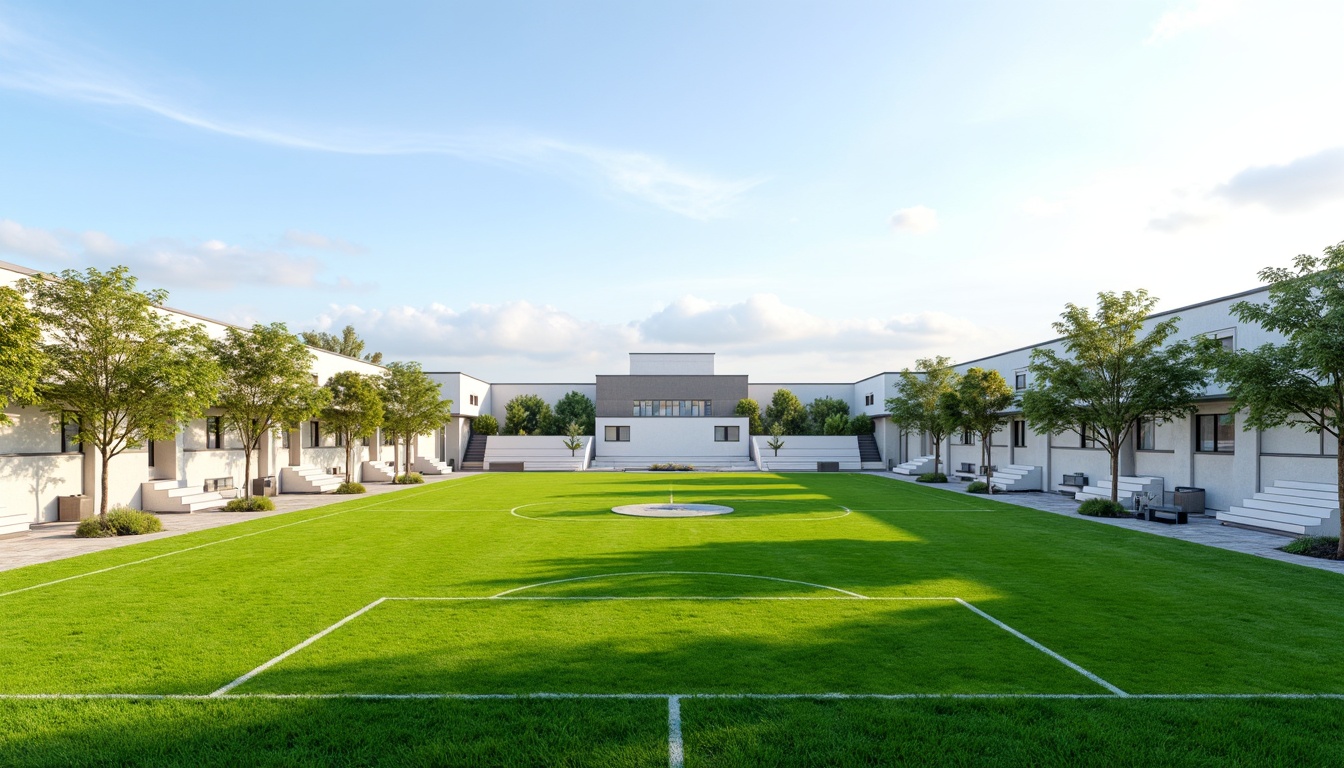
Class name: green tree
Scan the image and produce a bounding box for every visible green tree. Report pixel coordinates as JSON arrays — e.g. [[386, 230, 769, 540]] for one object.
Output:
[[504, 394, 552, 435], [562, 421, 585, 457], [301, 325, 383, 364], [321, 372, 384, 484], [940, 368, 1015, 489], [1023, 290, 1207, 502], [0, 286, 46, 426], [808, 396, 851, 435], [822, 413, 851, 435], [734, 398, 764, 435], [212, 323, 329, 498], [766, 422, 786, 456], [849, 413, 875, 435], [380, 361, 453, 476], [20, 267, 220, 516], [1202, 242, 1344, 557], [765, 389, 808, 435], [553, 391, 596, 436], [885, 356, 961, 475], [473, 413, 499, 436]]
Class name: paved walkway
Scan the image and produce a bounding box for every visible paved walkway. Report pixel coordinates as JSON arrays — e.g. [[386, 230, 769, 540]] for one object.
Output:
[[871, 472, 1344, 575], [0, 473, 476, 574]]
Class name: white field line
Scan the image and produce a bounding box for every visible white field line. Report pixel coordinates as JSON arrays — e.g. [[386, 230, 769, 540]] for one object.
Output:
[[0, 479, 474, 600], [668, 696, 684, 768], [490, 571, 870, 599], [209, 598, 389, 697], [955, 598, 1128, 697], [510, 501, 851, 522], [3, 692, 1343, 701], [385, 596, 956, 602]]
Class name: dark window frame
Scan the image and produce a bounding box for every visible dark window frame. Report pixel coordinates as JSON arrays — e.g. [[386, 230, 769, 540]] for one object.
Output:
[[206, 416, 222, 449], [310, 420, 322, 448], [1195, 414, 1235, 454], [60, 411, 81, 453], [604, 425, 630, 442], [1137, 417, 1157, 451], [1012, 420, 1026, 448], [1014, 372, 1027, 390], [714, 425, 740, 442]]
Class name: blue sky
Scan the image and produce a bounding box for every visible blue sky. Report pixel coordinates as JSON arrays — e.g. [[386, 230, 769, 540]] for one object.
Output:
[[1, 1, 1342, 380]]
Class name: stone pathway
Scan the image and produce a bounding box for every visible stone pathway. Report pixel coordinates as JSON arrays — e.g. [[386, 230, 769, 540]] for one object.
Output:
[[0, 473, 476, 574], [871, 472, 1344, 575]]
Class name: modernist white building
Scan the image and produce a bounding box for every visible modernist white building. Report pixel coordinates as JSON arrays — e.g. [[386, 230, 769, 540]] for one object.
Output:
[[1, 255, 1338, 541]]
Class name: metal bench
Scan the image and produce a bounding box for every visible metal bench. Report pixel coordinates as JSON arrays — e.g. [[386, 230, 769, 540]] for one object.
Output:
[[1143, 504, 1188, 525]]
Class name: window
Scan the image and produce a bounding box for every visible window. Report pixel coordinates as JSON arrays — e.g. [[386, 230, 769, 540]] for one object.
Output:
[[960, 429, 974, 445], [1014, 372, 1027, 390], [1079, 424, 1101, 448], [1012, 420, 1026, 448], [60, 411, 80, 453], [382, 431, 395, 446], [1208, 329, 1235, 352], [310, 420, 322, 448], [280, 429, 291, 449], [469, 394, 479, 406], [1196, 414, 1235, 453], [631, 400, 711, 417], [604, 425, 630, 442], [206, 416, 222, 449], [714, 425, 740, 442], [1137, 417, 1156, 451], [864, 393, 875, 406], [334, 430, 345, 448]]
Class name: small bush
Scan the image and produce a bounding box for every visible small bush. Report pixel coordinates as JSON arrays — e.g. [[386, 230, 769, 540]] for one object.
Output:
[[394, 473, 425, 484], [335, 481, 366, 494], [1280, 536, 1340, 559], [917, 472, 948, 483], [648, 463, 694, 471], [849, 413, 875, 435], [966, 481, 990, 494], [224, 496, 275, 512], [473, 414, 499, 436], [75, 507, 164, 537], [1078, 498, 1130, 518]]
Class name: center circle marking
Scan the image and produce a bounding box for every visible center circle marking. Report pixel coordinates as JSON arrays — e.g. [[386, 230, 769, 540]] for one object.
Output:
[[611, 503, 735, 518]]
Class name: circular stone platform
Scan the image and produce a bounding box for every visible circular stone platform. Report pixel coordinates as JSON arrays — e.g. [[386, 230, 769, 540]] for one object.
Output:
[[611, 503, 734, 518]]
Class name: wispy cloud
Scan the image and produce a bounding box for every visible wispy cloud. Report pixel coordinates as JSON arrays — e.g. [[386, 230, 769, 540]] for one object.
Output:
[[1145, 0, 1237, 45], [1214, 147, 1344, 213], [0, 219, 66, 259], [889, 205, 939, 234], [280, 230, 367, 256], [0, 15, 759, 220]]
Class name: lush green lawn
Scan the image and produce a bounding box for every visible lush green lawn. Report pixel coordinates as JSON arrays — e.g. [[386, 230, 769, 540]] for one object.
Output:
[[1, 472, 1342, 766]]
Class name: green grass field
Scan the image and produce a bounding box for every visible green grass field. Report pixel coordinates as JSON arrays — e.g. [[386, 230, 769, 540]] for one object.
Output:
[[1, 472, 1342, 766]]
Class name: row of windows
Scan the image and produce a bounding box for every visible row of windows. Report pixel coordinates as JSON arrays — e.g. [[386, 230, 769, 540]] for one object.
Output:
[[604, 425, 741, 442], [952, 416, 1237, 453], [633, 400, 712, 417]]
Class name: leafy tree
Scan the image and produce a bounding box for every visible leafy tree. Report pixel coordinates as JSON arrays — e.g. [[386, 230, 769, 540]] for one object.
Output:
[[822, 413, 851, 435], [20, 267, 220, 516], [1202, 242, 1344, 557], [885, 356, 961, 475], [553, 391, 596, 436], [849, 413, 875, 435], [212, 323, 329, 498], [1023, 290, 1207, 502], [504, 394, 552, 436], [766, 422, 786, 456], [0, 286, 46, 426], [473, 413, 499, 436], [808, 396, 851, 435], [321, 371, 384, 484], [562, 421, 585, 457], [940, 368, 1015, 489], [301, 325, 383, 365], [734, 398, 764, 435], [380, 361, 453, 476], [765, 389, 808, 435]]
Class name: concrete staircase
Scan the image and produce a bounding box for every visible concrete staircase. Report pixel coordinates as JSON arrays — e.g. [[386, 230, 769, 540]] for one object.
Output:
[[984, 465, 1042, 492], [891, 455, 937, 476], [1074, 476, 1164, 505], [361, 460, 395, 482], [462, 433, 487, 471], [280, 466, 343, 494], [857, 434, 883, 469], [1219, 480, 1341, 536], [414, 456, 453, 475], [140, 480, 229, 513], [0, 503, 30, 537]]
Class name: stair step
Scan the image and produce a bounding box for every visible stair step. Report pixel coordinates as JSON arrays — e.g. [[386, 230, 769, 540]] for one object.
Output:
[[1249, 494, 1338, 511], [1227, 505, 1329, 527], [1263, 485, 1338, 502], [1274, 480, 1338, 493], [1216, 511, 1310, 535]]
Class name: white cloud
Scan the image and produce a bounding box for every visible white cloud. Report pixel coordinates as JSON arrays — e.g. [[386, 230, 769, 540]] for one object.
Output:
[[888, 205, 939, 234], [1215, 147, 1344, 213], [1148, 210, 1218, 233], [1145, 0, 1237, 45], [280, 229, 367, 255], [0, 15, 757, 220], [1021, 196, 1065, 218], [0, 219, 67, 260]]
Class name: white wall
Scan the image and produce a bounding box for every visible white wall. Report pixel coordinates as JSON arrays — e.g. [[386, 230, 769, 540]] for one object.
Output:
[[594, 417, 750, 460]]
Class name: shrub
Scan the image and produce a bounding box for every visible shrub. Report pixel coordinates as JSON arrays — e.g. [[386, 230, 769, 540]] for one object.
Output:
[[1280, 536, 1340, 559], [917, 472, 948, 483], [1078, 498, 1130, 517], [648, 463, 694, 471], [75, 507, 164, 537], [849, 413, 875, 435], [966, 481, 990, 494], [335, 481, 366, 494], [224, 496, 275, 512], [473, 414, 499, 436], [394, 472, 425, 484]]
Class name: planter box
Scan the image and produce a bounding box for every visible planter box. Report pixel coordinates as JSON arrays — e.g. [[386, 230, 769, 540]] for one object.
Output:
[[58, 495, 93, 522]]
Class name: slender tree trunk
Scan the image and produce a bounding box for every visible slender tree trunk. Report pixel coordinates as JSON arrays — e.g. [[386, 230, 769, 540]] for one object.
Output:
[[100, 453, 110, 518], [1337, 437, 1343, 559], [1110, 447, 1120, 504], [983, 436, 993, 489], [392, 436, 399, 480], [243, 441, 254, 499], [934, 436, 942, 475], [404, 437, 412, 476], [344, 436, 353, 484]]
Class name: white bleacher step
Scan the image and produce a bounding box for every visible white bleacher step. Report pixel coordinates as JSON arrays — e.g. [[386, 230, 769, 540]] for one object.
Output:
[[280, 466, 344, 493], [1224, 505, 1331, 528], [1218, 480, 1339, 536], [413, 457, 453, 475], [1274, 480, 1338, 494], [1243, 495, 1339, 513], [1259, 485, 1338, 502], [361, 461, 396, 482], [141, 480, 228, 513], [891, 456, 937, 476], [0, 508, 31, 537], [1215, 510, 1315, 536]]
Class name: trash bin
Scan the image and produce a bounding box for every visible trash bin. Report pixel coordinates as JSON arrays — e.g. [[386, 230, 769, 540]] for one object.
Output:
[[251, 476, 277, 497], [58, 495, 93, 522], [1172, 487, 1205, 515]]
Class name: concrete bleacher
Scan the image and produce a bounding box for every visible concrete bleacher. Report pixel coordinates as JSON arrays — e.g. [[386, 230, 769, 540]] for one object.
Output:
[[752, 436, 862, 472], [485, 435, 592, 471], [1220, 480, 1340, 536]]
